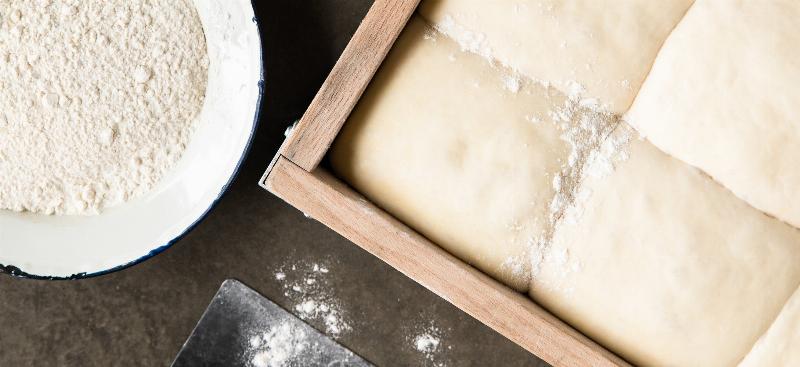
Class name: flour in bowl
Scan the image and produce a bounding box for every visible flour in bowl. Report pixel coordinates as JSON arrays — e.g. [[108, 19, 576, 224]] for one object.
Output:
[[0, 0, 208, 215]]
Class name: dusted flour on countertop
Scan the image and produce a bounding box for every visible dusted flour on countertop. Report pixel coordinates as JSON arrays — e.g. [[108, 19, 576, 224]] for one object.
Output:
[[0, 0, 208, 215], [274, 261, 352, 338], [410, 323, 450, 367]]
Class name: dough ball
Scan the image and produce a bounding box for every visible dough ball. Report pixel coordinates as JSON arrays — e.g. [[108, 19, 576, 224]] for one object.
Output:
[[331, 17, 575, 290], [625, 0, 800, 228], [532, 126, 800, 367], [740, 285, 800, 367], [419, 0, 694, 113]]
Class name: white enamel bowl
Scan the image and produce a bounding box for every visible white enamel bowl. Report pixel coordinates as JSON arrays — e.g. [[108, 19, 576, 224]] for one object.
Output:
[[0, 0, 263, 278]]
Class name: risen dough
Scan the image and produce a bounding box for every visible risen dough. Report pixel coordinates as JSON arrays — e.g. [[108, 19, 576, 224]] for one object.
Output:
[[532, 127, 800, 367], [331, 3, 800, 366], [625, 0, 800, 228], [739, 286, 800, 367], [331, 17, 574, 290], [419, 0, 694, 113]]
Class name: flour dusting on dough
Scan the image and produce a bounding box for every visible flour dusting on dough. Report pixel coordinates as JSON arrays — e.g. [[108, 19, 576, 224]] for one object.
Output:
[[430, 16, 632, 290]]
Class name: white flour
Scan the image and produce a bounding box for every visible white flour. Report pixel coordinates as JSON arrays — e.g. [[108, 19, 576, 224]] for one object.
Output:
[[436, 15, 494, 62], [546, 84, 622, 227], [531, 87, 628, 287], [250, 322, 310, 367], [274, 262, 352, 337], [246, 318, 362, 367], [245, 259, 361, 367], [408, 322, 451, 367], [0, 0, 208, 215], [430, 15, 631, 289], [415, 332, 440, 355]]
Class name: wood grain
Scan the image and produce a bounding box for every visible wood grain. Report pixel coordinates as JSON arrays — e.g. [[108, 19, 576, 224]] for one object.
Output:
[[265, 157, 630, 367], [275, 0, 420, 173]]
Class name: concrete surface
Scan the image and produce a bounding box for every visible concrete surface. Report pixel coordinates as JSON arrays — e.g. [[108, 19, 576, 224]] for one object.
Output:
[[0, 1, 548, 366]]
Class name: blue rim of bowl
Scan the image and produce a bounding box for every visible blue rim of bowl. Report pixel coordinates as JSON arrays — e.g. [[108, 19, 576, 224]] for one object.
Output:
[[0, 2, 266, 280]]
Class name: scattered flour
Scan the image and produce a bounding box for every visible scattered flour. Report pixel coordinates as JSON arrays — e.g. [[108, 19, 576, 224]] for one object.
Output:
[[502, 75, 523, 93], [0, 0, 208, 215], [501, 255, 527, 280], [546, 85, 622, 226], [246, 319, 362, 367], [274, 261, 351, 337], [407, 321, 451, 367], [245, 260, 361, 366], [415, 334, 440, 355], [250, 322, 310, 367], [435, 15, 494, 62], [528, 90, 630, 288], [430, 14, 632, 290]]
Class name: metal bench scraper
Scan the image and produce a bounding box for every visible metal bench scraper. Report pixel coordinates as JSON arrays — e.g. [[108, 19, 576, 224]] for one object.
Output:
[[172, 279, 372, 367]]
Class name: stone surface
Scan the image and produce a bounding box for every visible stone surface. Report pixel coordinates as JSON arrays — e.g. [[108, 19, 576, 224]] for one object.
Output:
[[0, 1, 547, 366]]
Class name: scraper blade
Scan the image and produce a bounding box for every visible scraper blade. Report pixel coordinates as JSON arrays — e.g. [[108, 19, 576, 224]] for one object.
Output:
[[172, 279, 372, 367]]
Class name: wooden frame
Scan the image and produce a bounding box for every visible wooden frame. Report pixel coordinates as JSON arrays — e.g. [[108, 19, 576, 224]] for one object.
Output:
[[261, 1, 629, 366]]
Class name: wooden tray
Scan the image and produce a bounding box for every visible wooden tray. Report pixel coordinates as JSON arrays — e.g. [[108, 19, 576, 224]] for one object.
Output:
[[260, 1, 629, 366]]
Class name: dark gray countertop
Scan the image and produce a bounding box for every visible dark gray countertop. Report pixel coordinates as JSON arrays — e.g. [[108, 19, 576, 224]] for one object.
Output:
[[0, 1, 547, 366]]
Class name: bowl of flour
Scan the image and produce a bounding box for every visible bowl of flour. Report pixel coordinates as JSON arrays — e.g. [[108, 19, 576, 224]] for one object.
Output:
[[0, 0, 262, 278]]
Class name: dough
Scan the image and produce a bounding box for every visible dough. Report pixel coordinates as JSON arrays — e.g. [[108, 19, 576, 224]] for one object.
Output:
[[331, 17, 578, 290], [332, 4, 800, 366], [419, 0, 694, 113], [531, 126, 800, 367], [739, 286, 800, 367], [625, 0, 800, 228]]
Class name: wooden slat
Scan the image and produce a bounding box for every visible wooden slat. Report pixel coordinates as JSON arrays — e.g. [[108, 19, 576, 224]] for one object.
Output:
[[275, 0, 420, 173], [265, 157, 630, 367]]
